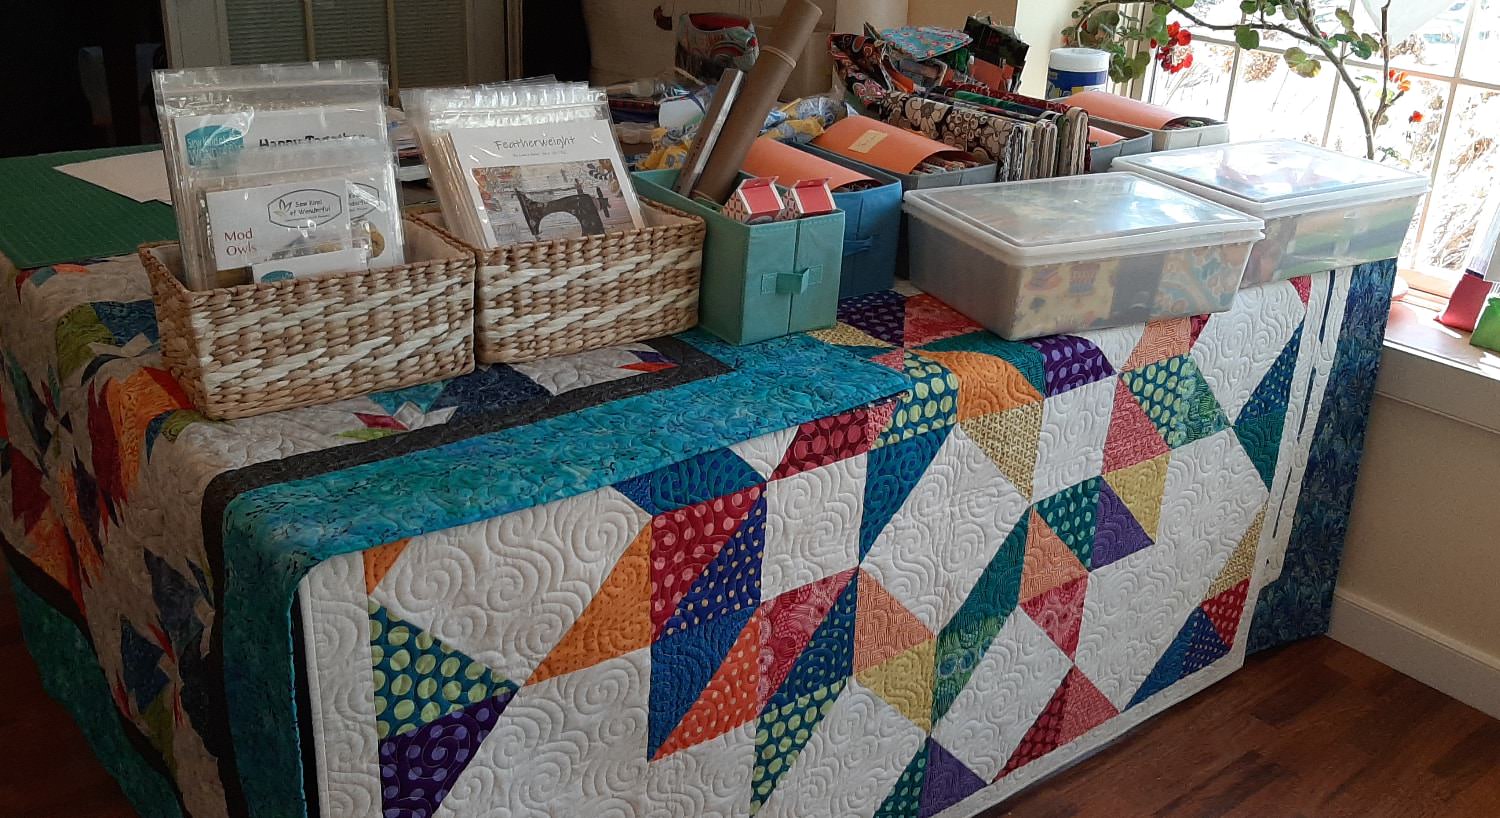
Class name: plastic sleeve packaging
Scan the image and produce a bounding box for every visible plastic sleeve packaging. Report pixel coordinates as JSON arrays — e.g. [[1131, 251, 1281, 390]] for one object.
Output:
[[402, 80, 639, 250], [154, 60, 404, 289]]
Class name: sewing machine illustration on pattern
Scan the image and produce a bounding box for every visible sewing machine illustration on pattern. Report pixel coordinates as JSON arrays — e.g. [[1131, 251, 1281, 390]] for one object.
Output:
[[515, 180, 610, 238]]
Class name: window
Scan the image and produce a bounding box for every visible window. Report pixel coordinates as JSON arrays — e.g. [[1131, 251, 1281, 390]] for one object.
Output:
[[1143, 0, 1500, 296]]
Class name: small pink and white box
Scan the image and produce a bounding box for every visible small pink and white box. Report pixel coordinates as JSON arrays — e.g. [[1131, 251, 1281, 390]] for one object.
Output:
[[722, 176, 785, 224], [780, 177, 837, 219]]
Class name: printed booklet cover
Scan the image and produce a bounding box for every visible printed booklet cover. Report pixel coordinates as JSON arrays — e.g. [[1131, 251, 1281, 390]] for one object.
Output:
[[449, 120, 643, 247], [202, 171, 401, 283]]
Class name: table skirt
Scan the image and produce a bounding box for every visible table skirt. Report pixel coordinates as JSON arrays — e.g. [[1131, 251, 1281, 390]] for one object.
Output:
[[0, 252, 1396, 818]]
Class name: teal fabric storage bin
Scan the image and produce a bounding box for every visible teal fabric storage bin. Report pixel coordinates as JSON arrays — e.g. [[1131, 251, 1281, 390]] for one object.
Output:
[[814, 155, 903, 298], [634, 169, 845, 345]]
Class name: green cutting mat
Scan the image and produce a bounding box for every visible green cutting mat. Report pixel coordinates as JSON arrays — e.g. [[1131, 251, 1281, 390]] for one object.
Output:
[[0, 146, 178, 269]]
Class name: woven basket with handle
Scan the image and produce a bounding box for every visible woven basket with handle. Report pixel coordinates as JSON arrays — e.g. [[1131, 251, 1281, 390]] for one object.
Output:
[[415, 199, 705, 364], [141, 215, 476, 420]]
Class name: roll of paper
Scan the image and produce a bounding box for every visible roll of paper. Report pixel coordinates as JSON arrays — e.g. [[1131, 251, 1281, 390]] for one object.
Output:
[[835, 0, 907, 33], [692, 0, 823, 204]]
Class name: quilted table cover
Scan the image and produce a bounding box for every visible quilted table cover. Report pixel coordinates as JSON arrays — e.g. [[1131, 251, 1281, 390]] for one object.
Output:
[[0, 248, 1396, 818]]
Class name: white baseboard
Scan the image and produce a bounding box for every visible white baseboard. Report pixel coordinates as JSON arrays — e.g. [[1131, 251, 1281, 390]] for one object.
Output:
[[1329, 588, 1500, 720]]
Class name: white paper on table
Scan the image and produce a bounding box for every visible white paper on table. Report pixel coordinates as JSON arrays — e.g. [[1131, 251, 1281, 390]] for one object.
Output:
[[55, 150, 171, 204]]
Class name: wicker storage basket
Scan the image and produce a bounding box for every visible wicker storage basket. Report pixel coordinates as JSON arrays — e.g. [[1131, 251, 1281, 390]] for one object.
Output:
[[141, 216, 476, 420], [415, 199, 705, 364]]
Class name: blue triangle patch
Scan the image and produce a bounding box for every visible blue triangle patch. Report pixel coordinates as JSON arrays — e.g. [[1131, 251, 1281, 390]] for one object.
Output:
[[659, 493, 767, 639], [1234, 410, 1286, 491], [859, 426, 950, 560], [649, 604, 756, 758], [1239, 322, 1303, 424], [618, 447, 763, 516], [1127, 607, 1227, 709], [765, 570, 857, 712], [1181, 606, 1233, 677]]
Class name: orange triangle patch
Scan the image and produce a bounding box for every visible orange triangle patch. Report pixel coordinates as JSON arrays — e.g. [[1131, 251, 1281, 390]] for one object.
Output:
[[1124, 318, 1191, 371], [1056, 668, 1118, 745], [1020, 511, 1088, 602], [919, 350, 1043, 420], [854, 569, 933, 673], [531, 525, 652, 684], [654, 608, 764, 759], [362, 538, 411, 594], [27, 506, 76, 591]]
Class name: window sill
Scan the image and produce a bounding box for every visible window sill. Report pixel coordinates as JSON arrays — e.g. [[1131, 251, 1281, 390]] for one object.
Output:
[[1378, 300, 1500, 435]]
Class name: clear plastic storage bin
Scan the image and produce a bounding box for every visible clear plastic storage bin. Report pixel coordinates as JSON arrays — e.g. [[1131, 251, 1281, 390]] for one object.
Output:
[[903, 173, 1264, 339], [1113, 139, 1428, 285]]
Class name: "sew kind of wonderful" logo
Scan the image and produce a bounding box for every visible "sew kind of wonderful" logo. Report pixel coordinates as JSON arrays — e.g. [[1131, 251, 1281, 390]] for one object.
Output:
[[268, 188, 343, 228]]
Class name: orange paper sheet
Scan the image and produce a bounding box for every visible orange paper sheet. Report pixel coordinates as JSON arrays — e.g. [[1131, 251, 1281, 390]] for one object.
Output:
[[1088, 126, 1124, 147], [812, 116, 970, 175], [743, 137, 873, 191], [1059, 90, 1184, 129]]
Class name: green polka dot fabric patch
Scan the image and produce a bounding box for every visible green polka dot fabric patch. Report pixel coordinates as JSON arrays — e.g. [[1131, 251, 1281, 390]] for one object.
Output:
[[750, 679, 846, 813], [1122, 354, 1227, 449], [367, 599, 518, 740], [877, 352, 959, 448]]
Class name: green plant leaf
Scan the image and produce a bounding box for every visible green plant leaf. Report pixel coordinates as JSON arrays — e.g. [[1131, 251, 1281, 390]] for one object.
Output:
[[1335, 7, 1356, 32], [1234, 26, 1261, 48], [1283, 45, 1308, 64], [1240, 0, 1258, 13], [1291, 57, 1322, 77]]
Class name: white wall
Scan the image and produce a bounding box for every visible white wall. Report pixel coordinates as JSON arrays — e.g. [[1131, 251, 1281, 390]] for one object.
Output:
[[1329, 312, 1500, 719]]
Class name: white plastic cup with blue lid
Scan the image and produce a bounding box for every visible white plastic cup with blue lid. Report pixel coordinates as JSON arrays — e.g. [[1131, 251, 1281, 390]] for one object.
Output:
[[1046, 48, 1111, 99]]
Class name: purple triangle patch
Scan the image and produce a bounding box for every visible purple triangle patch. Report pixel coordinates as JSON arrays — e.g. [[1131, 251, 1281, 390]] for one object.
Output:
[[1091, 481, 1154, 569], [918, 737, 987, 818], [838, 289, 908, 346], [1025, 335, 1114, 397], [379, 689, 516, 818]]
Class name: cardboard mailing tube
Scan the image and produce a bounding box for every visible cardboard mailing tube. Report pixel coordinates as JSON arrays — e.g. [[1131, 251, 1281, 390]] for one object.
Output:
[[692, 0, 823, 203]]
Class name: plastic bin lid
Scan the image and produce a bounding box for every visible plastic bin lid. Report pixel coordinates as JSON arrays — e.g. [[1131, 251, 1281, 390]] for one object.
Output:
[[1112, 139, 1429, 218], [903, 172, 1262, 264]]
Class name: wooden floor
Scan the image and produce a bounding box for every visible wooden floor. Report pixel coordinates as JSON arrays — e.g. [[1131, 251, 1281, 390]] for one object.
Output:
[[4, 573, 1500, 816]]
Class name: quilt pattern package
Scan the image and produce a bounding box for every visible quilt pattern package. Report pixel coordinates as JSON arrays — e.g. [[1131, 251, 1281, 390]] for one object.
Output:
[[0, 247, 1394, 818]]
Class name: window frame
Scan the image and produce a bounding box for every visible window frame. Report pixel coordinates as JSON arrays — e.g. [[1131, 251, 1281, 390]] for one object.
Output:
[[1136, 0, 1497, 297]]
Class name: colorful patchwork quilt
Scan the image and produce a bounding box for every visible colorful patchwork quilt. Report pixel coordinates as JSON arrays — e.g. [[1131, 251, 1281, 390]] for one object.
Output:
[[0, 250, 1395, 818]]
